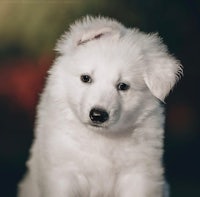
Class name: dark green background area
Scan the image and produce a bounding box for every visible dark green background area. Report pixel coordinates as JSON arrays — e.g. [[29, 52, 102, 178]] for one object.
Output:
[[0, 0, 200, 196]]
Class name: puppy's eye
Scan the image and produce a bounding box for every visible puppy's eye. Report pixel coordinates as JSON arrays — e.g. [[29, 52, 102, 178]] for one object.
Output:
[[117, 82, 130, 91], [80, 74, 92, 83]]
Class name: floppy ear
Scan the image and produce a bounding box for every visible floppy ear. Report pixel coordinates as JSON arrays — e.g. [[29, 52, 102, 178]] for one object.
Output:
[[143, 35, 183, 102]]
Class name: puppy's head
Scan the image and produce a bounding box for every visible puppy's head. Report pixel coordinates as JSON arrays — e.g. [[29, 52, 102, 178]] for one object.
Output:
[[49, 16, 182, 133]]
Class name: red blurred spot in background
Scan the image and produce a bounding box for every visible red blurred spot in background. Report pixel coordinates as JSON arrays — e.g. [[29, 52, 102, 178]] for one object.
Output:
[[167, 102, 197, 135], [0, 55, 54, 115]]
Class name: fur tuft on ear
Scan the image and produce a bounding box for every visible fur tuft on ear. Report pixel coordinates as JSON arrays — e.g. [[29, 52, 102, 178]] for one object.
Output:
[[143, 34, 183, 102], [55, 16, 126, 54]]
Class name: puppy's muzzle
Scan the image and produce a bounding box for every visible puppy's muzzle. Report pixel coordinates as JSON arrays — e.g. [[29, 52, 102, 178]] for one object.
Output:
[[89, 107, 109, 124]]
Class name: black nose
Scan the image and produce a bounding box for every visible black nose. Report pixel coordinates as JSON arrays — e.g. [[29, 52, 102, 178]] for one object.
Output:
[[89, 108, 109, 124]]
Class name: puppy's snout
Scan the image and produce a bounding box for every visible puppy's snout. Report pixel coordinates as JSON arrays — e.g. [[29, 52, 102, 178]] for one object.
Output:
[[89, 108, 109, 124]]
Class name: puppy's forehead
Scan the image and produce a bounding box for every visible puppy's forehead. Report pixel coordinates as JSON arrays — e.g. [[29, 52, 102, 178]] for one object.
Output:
[[72, 44, 145, 88], [74, 37, 144, 71]]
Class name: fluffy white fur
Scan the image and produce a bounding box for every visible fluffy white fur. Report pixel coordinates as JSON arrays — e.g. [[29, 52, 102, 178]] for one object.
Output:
[[18, 16, 182, 197]]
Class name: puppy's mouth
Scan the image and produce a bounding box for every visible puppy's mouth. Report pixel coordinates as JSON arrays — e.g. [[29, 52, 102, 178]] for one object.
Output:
[[89, 122, 105, 128], [87, 121, 109, 130], [91, 123, 101, 127]]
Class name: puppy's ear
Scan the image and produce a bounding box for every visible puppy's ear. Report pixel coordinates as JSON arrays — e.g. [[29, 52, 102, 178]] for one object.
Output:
[[143, 34, 183, 102], [56, 16, 125, 54], [77, 27, 120, 45]]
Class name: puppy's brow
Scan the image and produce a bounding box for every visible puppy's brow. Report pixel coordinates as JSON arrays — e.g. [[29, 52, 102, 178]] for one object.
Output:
[[77, 33, 104, 46]]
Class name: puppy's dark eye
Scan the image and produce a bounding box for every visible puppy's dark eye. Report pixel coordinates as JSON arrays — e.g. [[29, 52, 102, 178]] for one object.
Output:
[[117, 82, 130, 91], [80, 74, 92, 83]]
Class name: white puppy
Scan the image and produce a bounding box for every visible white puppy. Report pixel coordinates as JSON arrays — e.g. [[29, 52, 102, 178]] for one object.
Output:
[[18, 16, 182, 197]]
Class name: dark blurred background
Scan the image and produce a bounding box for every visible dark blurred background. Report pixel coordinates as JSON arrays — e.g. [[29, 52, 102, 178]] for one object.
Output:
[[0, 0, 199, 196]]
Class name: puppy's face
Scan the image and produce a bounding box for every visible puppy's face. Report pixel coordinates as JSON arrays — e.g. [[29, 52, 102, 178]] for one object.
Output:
[[56, 40, 157, 133], [50, 16, 182, 133]]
